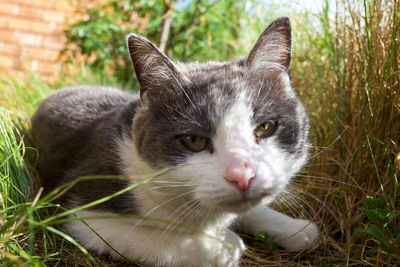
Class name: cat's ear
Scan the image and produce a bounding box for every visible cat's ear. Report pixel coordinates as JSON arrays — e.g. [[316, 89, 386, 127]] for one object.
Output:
[[246, 17, 292, 71], [127, 33, 186, 103]]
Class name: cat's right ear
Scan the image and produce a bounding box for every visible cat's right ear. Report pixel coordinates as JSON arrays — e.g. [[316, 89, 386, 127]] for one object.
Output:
[[246, 17, 292, 72], [127, 33, 186, 104]]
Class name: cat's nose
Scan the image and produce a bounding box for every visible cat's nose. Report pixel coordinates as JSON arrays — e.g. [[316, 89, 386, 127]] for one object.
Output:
[[224, 160, 256, 191]]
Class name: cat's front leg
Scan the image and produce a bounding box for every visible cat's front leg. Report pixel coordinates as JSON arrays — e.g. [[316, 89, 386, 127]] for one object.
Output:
[[127, 226, 245, 266], [237, 205, 319, 250], [66, 211, 244, 266]]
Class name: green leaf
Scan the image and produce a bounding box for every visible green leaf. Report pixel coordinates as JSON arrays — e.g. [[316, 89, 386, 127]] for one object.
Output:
[[267, 241, 279, 251], [362, 224, 389, 249], [255, 231, 269, 241]]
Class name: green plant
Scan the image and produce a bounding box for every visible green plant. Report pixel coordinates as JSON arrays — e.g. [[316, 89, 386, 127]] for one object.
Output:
[[63, 0, 276, 86], [358, 196, 400, 254], [253, 231, 279, 251]]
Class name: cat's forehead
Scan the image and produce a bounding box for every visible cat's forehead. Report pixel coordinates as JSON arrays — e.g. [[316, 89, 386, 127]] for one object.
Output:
[[182, 65, 293, 126], [181, 60, 290, 101]]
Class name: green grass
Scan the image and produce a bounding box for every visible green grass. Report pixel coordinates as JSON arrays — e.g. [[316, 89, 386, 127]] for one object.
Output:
[[1, 0, 400, 265]]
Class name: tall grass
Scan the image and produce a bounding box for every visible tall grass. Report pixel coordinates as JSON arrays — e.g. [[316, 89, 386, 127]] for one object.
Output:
[[0, 71, 131, 266], [288, 0, 400, 264]]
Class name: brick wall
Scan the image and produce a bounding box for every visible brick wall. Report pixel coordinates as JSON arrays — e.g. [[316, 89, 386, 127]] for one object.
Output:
[[0, 0, 78, 76]]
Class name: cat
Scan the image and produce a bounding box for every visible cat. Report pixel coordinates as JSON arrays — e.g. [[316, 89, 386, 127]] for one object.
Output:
[[31, 17, 319, 266]]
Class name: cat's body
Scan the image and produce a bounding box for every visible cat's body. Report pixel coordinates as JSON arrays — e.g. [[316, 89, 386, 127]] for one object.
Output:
[[32, 17, 319, 266]]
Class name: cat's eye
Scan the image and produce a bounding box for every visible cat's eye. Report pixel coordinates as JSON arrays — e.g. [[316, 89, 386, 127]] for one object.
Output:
[[254, 120, 278, 139], [181, 136, 208, 152]]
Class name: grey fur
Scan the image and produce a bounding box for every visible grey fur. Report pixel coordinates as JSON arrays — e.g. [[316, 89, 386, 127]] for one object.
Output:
[[31, 86, 141, 214]]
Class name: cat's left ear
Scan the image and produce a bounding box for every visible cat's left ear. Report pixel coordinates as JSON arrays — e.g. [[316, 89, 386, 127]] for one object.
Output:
[[127, 33, 186, 103], [246, 17, 292, 72]]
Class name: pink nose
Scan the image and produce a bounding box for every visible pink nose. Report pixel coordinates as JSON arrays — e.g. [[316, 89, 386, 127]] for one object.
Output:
[[224, 160, 256, 191]]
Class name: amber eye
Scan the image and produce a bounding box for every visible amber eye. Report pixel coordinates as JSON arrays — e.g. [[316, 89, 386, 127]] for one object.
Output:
[[254, 120, 278, 139], [181, 136, 208, 152]]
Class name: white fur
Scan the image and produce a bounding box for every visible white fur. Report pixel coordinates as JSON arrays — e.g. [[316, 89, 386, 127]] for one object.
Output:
[[65, 210, 244, 267], [238, 205, 319, 250]]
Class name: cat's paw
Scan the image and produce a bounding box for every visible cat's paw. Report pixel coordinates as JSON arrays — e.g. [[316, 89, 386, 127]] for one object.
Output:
[[276, 219, 319, 251], [212, 229, 245, 267]]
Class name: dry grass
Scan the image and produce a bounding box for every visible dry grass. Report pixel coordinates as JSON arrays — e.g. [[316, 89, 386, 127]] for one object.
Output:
[[289, 0, 399, 265]]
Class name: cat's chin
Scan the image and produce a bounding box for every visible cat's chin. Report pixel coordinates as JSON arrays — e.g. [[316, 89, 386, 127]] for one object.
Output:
[[215, 188, 281, 213], [217, 197, 263, 213]]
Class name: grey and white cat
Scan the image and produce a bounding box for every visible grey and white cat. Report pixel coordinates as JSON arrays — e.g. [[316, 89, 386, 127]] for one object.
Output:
[[31, 17, 319, 266]]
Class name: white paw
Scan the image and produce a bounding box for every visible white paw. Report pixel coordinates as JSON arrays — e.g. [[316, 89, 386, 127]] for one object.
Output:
[[215, 229, 245, 267], [275, 219, 319, 251]]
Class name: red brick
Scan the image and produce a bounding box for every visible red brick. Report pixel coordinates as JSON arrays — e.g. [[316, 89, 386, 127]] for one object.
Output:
[[6, 0, 33, 6], [0, 30, 16, 42], [37, 60, 59, 74], [0, 42, 21, 56], [31, 21, 57, 34], [43, 10, 66, 23], [43, 36, 64, 50], [0, 16, 7, 27], [32, 0, 56, 9], [4, 17, 31, 31], [0, 54, 15, 68], [19, 5, 45, 19], [15, 32, 43, 47], [26, 47, 59, 61], [0, 3, 18, 16], [55, 0, 75, 12]]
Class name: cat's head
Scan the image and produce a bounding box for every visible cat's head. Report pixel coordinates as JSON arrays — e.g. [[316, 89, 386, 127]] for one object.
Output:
[[125, 17, 309, 212]]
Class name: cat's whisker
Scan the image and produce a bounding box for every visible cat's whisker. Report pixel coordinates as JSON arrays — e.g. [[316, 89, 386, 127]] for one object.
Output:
[[288, 191, 317, 219], [274, 194, 298, 218], [164, 198, 199, 223], [278, 190, 312, 219], [255, 76, 265, 102], [142, 180, 190, 184], [128, 189, 197, 233], [273, 197, 286, 217], [293, 174, 371, 192], [280, 192, 304, 219], [303, 162, 337, 167], [180, 200, 208, 229], [308, 128, 347, 159], [291, 179, 341, 191], [198, 203, 213, 229], [139, 184, 198, 194], [159, 198, 201, 240], [286, 184, 337, 221], [161, 200, 207, 245], [164, 104, 202, 127], [167, 200, 205, 237], [168, 68, 199, 113]]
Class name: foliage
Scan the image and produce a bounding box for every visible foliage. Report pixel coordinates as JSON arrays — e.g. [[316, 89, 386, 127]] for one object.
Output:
[[253, 231, 279, 251], [358, 196, 400, 254], [0, 110, 32, 209], [62, 0, 273, 87]]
